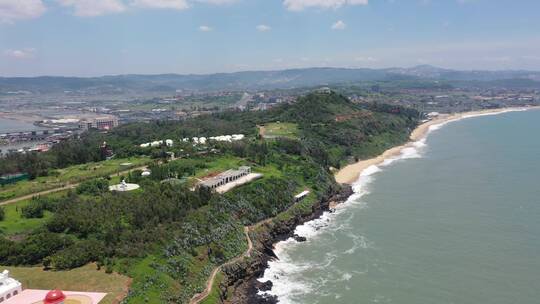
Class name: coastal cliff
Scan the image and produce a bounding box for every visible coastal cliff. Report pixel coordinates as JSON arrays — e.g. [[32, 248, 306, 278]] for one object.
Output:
[[218, 185, 353, 304]]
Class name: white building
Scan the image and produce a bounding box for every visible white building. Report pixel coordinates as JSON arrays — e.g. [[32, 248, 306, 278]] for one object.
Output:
[[200, 166, 252, 190], [0, 270, 22, 303]]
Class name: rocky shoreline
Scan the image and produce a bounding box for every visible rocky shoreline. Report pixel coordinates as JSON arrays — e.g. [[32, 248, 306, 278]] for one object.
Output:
[[220, 185, 353, 304]]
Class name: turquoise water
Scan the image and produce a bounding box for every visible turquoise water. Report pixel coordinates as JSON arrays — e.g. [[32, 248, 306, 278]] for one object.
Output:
[[260, 109, 540, 304]]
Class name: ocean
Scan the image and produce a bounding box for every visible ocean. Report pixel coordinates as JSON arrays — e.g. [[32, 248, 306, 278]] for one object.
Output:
[[0, 117, 47, 154], [259, 109, 540, 304], [0, 117, 42, 134]]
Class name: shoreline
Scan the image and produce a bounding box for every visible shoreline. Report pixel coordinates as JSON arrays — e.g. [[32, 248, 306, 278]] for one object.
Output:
[[335, 106, 540, 185], [203, 105, 540, 303], [250, 105, 540, 303]]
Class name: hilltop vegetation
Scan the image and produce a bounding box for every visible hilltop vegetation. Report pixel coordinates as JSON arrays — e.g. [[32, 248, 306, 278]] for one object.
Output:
[[0, 91, 419, 303], [2, 66, 540, 96]]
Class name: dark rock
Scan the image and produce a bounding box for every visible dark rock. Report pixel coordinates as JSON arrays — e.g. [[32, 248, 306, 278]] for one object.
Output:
[[256, 280, 273, 292], [293, 235, 307, 242], [222, 185, 353, 304]]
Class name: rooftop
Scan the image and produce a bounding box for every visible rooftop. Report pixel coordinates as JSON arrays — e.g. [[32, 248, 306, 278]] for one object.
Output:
[[4, 289, 106, 304]]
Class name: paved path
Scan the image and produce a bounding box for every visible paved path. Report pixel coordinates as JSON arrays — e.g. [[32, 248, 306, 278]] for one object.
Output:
[[0, 165, 148, 206]]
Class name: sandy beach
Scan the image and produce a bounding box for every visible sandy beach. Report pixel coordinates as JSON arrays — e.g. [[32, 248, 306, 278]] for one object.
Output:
[[335, 106, 540, 184]]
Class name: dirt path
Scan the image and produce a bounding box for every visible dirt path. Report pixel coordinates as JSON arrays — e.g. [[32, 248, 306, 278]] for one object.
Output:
[[258, 125, 266, 138], [190, 226, 253, 304], [190, 191, 309, 304], [0, 165, 148, 206]]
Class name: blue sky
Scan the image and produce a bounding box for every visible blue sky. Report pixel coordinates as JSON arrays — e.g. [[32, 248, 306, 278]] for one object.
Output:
[[1, 0, 540, 76]]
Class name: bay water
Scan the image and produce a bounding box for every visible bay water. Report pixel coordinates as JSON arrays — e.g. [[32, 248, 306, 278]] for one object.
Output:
[[260, 109, 540, 304]]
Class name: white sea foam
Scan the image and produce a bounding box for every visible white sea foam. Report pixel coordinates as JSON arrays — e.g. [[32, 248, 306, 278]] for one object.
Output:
[[258, 141, 422, 303], [257, 108, 535, 303]]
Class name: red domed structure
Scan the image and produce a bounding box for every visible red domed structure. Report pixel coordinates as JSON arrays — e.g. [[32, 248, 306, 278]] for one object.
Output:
[[44, 289, 66, 304]]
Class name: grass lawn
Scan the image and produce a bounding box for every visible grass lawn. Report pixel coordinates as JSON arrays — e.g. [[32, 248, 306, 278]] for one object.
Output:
[[0, 157, 151, 202], [2, 264, 131, 304], [261, 122, 299, 139], [193, 156, 245, 179], [0, 198, 53, 236]]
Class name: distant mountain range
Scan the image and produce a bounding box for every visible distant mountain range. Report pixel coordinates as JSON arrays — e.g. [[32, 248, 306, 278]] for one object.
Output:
[[2, 65, 540, 95]]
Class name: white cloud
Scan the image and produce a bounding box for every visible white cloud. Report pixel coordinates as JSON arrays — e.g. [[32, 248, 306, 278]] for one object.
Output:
[[331, 20, 346, 30], [131, 0, 237, 10], [199, 25, 212, 31], [131, 0, 189, 10], [283, 0, 368, 11], [4, 48, 36, 59], [0, 0, 46, 23], [195, 0, 238, 4], [57, 0, 126, 17], [56, 0, 237, 16], [256, 24, 271, 32]]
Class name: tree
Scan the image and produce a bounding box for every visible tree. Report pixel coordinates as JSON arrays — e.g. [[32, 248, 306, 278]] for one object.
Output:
[[76, 178, 109, 196]]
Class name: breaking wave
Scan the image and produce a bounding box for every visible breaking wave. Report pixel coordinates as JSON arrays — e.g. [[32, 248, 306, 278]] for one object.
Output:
[[257, 138, 430, 303], [256, 108, 532, 303]]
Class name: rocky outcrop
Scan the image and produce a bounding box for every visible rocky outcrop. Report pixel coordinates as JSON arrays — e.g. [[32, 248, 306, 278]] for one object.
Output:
[[220, 185, 353, 304]]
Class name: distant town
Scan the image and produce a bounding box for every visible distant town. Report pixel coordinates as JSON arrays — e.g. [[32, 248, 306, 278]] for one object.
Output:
[[1, 72, 539, 156]]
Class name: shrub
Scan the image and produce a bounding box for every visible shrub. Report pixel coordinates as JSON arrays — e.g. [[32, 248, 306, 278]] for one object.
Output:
[[48, 239, 106, 270], [76, 178, 109, 196], [21, 202, 44, 219]]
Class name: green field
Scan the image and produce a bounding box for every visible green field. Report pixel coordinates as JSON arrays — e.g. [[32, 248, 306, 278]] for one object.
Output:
[[2, 264, 131, 304], [261, 122, 299, 139], [0, 157, 151, 202], [0, 199, 53, 236]]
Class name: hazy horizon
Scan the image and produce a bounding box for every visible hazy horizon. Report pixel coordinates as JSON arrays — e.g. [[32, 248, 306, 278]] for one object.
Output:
[[1, 0, 540, 77], [2, 64, 540, 79]]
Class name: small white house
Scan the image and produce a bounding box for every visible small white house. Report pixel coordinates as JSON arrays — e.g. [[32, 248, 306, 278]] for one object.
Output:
[[0, 270, 22, 303], [150, 140, 163, 147]]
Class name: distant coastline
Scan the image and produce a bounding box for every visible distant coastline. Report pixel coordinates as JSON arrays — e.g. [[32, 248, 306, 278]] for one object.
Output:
[[335, 106, 540, 184]]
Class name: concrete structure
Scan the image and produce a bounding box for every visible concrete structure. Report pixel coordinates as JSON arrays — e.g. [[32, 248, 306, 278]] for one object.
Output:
[[79, 116, 118, 131], [109, 180, 140, 192], [215, 172, 263, 194], [200, 166, 252, 190], [294, 190, 311, 202], [0, 270, 22, 303]]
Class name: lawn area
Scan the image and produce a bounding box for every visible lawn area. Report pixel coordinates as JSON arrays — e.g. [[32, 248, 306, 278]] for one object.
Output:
[[0, 198, 53, 236], [261, 122, 299, 139], [193, 156, 245, 179], [2, 264, 131, 304], [0, 157, 151, 202], [122, 255, 181, 304]]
